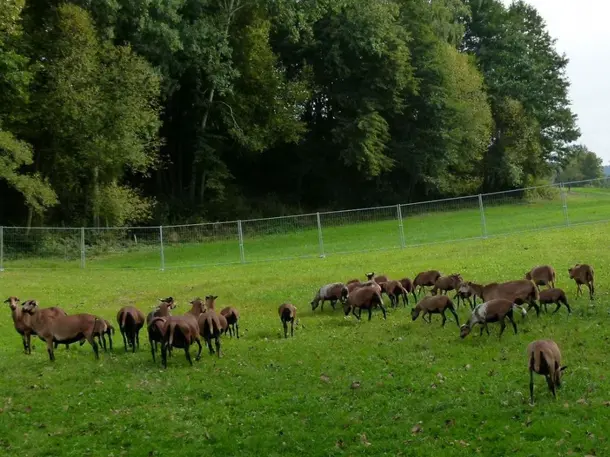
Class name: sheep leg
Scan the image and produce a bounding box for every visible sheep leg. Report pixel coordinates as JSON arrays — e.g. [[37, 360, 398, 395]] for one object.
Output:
[[283, 320, 288, 338], [449, 307, 460, 328], [22, 334, 28, 354], [330, 299, 337, 311], [563, 298, 572, 314], [227, 326, 233, 338], [194, 338, 203, 361], [526, 301, 540, 317], [529, 370, 535, 405], [484, 323, 490, 336], [441, 311, 447, 327], [499, 319, 506, 338], [411, 291, 417, 303], [479, 326, 484, 336], [546, 375, 556, 398], [184, 345, 193, 366], [108, 333, 113, 351], [507, 314, 518, 334], [101, 334, 108, 352], [206, 336, 215, 354], [215, 337, 221, 358], [379, 304, 387, 320], [576, 284, 582, 297], [468, 297, 474, 310], [121, 330, 128, 352], [552, 303, 561, 314], [131, 330, 137, 353], [236, 323, 240, 339], [161, 343, 168, 368], [46, 338, 55, 362], [353, 307, 361, 320], [290, 318, 294, 337], [88, 335, 100, 360], [587, 282, 594, 300]]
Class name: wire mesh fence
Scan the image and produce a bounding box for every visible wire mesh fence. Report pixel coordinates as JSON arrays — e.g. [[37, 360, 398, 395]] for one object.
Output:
[[1, 177, 609, 270]]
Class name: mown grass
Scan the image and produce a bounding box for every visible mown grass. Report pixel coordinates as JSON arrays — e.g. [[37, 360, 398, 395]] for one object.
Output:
[[1, 220, 610, 457]]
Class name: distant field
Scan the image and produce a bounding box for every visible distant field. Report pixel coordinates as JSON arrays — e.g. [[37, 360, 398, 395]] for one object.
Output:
[[1, 221, 610, 456], [3, 186, 610, 270]]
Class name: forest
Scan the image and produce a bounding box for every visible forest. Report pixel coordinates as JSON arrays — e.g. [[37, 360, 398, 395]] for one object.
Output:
[[0, 0, 605, 227]]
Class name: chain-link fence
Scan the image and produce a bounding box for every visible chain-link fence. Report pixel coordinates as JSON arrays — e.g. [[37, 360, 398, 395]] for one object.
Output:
[[1, 177, 609, 270]]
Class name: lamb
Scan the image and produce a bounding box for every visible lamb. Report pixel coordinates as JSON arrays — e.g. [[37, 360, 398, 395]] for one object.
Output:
[[117, 306, 146, 352], [463, 280, 540, 317], [527, 339, 567, 405], [431, 274, 463, 296], [365, 272, 388, 284], [310, 282, 349, 312], [413, 270, 442, 297], [379, 280, 408, 308], [459, 299, 527, 339], [568, 263, 595, 300], [278, 303, 297, 338], [343, 286, 386, 321], [398, 277, 417, 305], [539, 288, 571, 315], [21, 300, 102, 361], [411, 295, 460, 327], [525, 265, 556, 291], [160, 315, 203, 367], [220, 306, 240, 338]]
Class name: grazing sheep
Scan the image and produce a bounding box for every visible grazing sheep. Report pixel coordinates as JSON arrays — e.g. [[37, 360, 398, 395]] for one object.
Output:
[[365, 272, 388, 284], [220, 306, 240, 338], [347, 280, 382, 294], [413, 270, 442, 297], [398, 277, 417, 305], [311, 283, 349, 312], [455, 282, 475, 310], [117, 306, 145, 353], [464, 280, 540, 317], [568, 264, 595, 300], [527, 339, 567, 405], [161, 315, 203, 368], [411, 295, 460, 328], [278, 303, 297, 338], [459, 299, 527, 339], [379, 280, 408, 308], [539, 288, 571, 315], [431, 274, 463, 297], [343, 287, 386, 321], [525, 265, 556, 291], [21, 300, 102, 361]]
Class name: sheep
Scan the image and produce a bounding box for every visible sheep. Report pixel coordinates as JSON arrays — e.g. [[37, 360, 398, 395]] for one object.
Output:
[[431, 274, 463, 297], [459, 299, 527, 339], [379, 280, 408, 308], [398, 277, 417, 305], [347, 280, 382, 294], [568, 264, 595, 300], [278, 303, 297, 338], [147, 299, 176, 360], [413, 270, 442, 297], [346, 279, 360, 285], [463, 280, 540, 317], [21, 300, 102, 361], [411, 296, 460, 328], [525, 265, 556, 291], [146, 297, 176, 326], [539, 288, 571, 315], [365, 272, 388, 284], [116, 306, 145, 353], [220, 306, 240, 338], [527, 339, 567, 405], [455, 282, 476, 310], [160, 315, 203, 368], [343, 286, 386, 321], [311, 282, 349, 312]]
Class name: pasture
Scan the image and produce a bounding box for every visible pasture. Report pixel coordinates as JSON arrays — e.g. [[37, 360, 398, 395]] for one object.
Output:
[[1, 210, 610, 456]]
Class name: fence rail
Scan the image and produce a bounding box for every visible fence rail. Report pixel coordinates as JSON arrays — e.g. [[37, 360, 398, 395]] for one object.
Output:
[[1, 177, 609, 270]]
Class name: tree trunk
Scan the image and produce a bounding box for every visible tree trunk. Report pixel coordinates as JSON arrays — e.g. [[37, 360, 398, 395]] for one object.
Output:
[[199, 170, 207, 203]]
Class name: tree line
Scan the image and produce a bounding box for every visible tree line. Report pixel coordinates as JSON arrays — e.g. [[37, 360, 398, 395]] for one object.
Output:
[[0, 0, 604, 227]]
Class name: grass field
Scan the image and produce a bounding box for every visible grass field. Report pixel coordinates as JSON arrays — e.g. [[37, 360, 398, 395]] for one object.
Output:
[[1, 212, 610, 456]]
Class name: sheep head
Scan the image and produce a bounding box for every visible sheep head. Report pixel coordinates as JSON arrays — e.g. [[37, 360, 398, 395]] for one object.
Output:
[[365, 272, 375, 280], [411, 308, 420, 321], [4, 296, 20, 309], [459, 324, 471, 339], [21, 300, 39, 314]]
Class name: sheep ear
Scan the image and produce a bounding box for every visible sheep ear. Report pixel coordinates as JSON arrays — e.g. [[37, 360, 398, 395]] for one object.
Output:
[[213, 295, 218, 300]]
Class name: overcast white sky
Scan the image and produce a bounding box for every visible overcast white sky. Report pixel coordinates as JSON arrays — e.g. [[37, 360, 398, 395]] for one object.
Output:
[[502, 0, 610, 164]]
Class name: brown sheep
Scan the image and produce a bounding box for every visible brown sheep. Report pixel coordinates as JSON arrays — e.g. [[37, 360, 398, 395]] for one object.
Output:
[[527, 339, 567, 405], [146, 297, 177, 326], [90, 319, 114, 352], [413, 270, 442, 297], [460, 299, 527, 339], [431, 274, 463, 296], [539, 288, 571, 315], [398, 277, 417, 305], [21, 300, 102, 361], [568, 264, 595, 300], [161, 315, 202, 367], [365, 272, 388, 284], [278, 303, 297, 338], [117, 306, 145, 353], [346, 279, 360, 285], [220, 306, 240, 338], [347, 280, 382, 294], [464, 280, 540, 317], [525, 265, 556, 291], [411, 296, 460, 328], [379, 280, 408, 308], [343, 286, 386, 321], [455, 282, 476, 310], [147, 299, 176, 361], [311, 283, 349, 312]]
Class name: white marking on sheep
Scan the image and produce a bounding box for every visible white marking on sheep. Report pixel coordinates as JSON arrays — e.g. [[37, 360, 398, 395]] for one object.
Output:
[[319, 283, 342, 299]]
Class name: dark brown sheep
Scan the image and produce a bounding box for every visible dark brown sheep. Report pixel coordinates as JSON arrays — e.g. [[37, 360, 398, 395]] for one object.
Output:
[[464, 280, 540, 317], [525, 265, 556, 291], [455, 282, 476, 310], [413, 270, 442, 297], [311, 283, 349, 312], [347, 280, 382, 294], [220, 306, 240, 338], [278, 303, 297, 338], [343, 287, 386, 321], [117, 306, 145, 353], [539, 288, 571, 315], [460, 299, 527, 339], [161, 315, 203, 367], [398, 277, 417, 305], [431, 274, 463, 296], [527, 339, 567, 405], [411, 296, 459, 328], [146, 297, 176, 326], [147, 299, 176, 361], [568, 264, 595, 299], [379, 280, 408, 308]]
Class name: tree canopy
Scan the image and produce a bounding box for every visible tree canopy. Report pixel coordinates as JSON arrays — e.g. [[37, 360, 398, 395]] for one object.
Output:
[[0, 0, 600, 226]]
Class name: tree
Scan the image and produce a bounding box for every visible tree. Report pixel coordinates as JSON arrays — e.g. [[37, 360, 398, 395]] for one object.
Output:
[[559, 145, 604, 183]]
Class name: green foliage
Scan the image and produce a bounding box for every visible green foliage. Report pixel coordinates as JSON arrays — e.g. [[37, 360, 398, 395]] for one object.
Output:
[[98, 182, 156, 226], [559, 145, 604, 182]]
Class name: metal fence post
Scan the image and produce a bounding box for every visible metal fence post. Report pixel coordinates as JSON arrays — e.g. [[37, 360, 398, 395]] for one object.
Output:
[[316, 212, 325, 258], [237, 220, 245, 263], [560, 183, 570, 226], [397, 204, 406, 248], [80, 227, 86, 269], [478, 194, 488, 239], [0, 226, 4, 272], [159, 225, 165, 271]]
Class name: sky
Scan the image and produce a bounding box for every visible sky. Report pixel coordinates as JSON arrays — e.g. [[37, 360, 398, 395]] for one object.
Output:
[[501, 0, 610, 164]]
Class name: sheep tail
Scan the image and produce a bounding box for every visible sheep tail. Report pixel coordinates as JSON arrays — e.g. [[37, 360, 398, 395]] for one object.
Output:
[[375, 290, 384, 307], [207, 314, 215, 336], [513, 304, 527, 317], [121, 311, 128, 329]]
